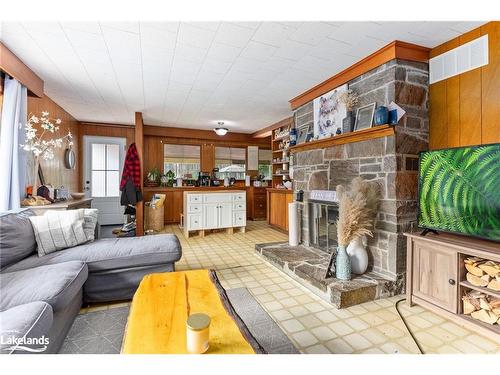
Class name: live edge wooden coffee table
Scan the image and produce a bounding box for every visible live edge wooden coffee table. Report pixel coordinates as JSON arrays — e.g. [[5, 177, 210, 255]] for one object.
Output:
[[122, 270, 265, 354]]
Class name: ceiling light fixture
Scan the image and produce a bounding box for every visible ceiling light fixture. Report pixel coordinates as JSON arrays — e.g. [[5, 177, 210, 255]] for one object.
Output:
[[214, 121, 228, 136]]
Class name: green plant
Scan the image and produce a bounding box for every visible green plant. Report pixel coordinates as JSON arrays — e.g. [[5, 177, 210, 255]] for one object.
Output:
[[147, 167, 161, 183], [419, 145, 500, 239]]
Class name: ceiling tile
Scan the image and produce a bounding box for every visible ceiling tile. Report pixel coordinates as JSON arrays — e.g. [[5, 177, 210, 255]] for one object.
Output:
[[289, 22, 341, 46], [215, 22, 255, 48], [274, 39, 313, 61], [240, 41, 277, 62], [100, 22, 140, 34], [177, 23, 215, 49], [251, 22, 298, 47], [206, 42, 241, 63]]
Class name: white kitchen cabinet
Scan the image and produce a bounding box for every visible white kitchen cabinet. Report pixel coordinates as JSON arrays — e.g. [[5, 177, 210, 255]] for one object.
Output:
[[203, 203, 220, 229], [183, 190, 247, 237], [219, 203, 233, 228]]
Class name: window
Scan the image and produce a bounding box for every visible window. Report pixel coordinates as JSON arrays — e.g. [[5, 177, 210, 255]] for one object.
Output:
[[215, 147, 246, 180], [91, 143, 120, 197], [164, 144, 200, 178], [258, 149, 272, 180]]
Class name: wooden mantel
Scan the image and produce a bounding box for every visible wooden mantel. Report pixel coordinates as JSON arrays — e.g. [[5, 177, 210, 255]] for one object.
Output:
[[289, 40, 430, 110], [288, 125, 395, 153]]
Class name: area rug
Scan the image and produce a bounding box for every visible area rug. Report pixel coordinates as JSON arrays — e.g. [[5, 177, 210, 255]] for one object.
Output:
[[59, 288, 298, 354]]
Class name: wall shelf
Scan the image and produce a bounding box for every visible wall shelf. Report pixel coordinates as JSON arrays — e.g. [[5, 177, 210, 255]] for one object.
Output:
[[289, 125, 395, 153], [459, 281, 500, 299], [272, 135, 290, 142]]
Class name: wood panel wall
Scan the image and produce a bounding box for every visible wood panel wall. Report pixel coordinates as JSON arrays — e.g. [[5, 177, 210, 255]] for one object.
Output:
[[429, 21, 500, 149], [27, 94, 80, 193]]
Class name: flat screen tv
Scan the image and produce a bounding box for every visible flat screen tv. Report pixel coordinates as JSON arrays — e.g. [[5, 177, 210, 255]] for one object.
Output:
[[418, 143, 500, 242]]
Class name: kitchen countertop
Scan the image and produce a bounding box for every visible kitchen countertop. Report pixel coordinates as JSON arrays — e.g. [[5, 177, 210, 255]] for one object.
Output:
[[266, 188, 293, 193]]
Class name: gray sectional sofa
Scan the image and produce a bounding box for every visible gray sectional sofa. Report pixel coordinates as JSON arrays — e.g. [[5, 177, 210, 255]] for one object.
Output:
[[0, 208, 182, 354]]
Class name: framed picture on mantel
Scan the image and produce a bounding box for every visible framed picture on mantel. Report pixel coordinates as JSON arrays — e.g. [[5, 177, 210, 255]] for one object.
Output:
[[354, 103, 376, 131], [313, 84, 347, 139]]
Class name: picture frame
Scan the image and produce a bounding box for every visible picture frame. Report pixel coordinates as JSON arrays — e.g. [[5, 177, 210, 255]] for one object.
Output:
[[313, 84, 347, 139], [354, 103, 376, 131], [297, 124, 311, 144]]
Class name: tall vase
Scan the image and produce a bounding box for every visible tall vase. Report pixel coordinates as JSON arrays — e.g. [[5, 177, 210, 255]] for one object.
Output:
[[26, 156, 39, 196], [335, 245, 351, 281], [347, 236, 368, 274]]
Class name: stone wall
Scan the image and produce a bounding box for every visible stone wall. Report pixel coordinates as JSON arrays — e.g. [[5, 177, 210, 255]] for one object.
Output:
[[292, 59, 429, 280]]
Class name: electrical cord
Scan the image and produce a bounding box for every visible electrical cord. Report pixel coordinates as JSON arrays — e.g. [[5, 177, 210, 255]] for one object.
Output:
[[395, 298, 425, 354]]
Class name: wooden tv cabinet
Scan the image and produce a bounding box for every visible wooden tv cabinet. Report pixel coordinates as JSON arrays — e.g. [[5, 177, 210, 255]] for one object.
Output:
[[405, 232, 500, 341]]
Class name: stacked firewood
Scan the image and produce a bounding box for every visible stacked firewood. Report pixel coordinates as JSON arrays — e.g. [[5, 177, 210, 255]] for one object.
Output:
[[462, 257, 500, 325], [464, 257, 500, 291]]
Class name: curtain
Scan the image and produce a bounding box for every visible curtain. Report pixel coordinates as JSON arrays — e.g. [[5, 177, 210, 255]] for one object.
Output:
[[0, 76, 27, 212]]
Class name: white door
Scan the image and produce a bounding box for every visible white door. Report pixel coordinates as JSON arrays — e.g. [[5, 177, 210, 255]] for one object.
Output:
[[203, 203, 219, 229], [219, 203, 233, 228], [83, 136, 126, 225]]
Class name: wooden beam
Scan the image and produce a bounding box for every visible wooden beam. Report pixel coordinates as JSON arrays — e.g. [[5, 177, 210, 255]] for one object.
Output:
[[135, 112, 144, 236], [251, 117, 293, 138], [144, 124, 268, 144], [0, 42, 44, 98], [288, 40, 430, 110]]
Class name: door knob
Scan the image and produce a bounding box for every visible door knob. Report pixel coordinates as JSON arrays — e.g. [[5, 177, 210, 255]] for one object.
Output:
[[448, 279, 456, 285]]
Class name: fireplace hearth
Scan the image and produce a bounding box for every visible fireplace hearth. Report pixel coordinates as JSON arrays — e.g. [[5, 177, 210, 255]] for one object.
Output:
[[255, 242, 404, 308]]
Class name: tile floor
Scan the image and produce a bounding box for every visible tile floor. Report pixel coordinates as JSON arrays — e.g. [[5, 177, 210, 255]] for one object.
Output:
[[84, 221, 500, 354]]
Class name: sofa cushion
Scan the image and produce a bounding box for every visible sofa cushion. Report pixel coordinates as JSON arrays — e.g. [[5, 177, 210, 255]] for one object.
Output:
[[29, 210, 88, 256], [4, 234, 182, 274], [0, 209, 37, 270], [82, 209, 99, 242], [0, 261, 88, 311], [0, 301, 53, 354]]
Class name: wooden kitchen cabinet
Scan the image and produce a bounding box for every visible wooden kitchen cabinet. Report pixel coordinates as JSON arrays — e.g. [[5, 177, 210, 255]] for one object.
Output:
[[267, 188, 293, 232], [246, 186, 267, 220]]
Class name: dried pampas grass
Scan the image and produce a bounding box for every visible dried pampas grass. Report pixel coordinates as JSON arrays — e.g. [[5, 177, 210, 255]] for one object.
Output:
[[336, 177, 381, 247]]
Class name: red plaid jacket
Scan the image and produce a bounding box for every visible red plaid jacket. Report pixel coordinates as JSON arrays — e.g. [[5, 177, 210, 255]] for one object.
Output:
[[120, 143, 141, 190]]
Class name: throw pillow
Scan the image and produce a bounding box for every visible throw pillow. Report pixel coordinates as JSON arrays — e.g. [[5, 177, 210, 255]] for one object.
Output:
[[82, 208, 99, 242], [29, 210, 88, 256]]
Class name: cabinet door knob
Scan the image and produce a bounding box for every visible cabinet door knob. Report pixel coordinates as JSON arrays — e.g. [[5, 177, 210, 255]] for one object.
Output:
[[448, 279, 456, 285]]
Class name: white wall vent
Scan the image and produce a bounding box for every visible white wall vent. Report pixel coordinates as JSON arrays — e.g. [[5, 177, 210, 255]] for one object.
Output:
[[429, 34, 489, 84]]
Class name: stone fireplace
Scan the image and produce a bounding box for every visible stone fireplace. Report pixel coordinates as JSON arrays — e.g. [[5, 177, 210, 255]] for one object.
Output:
[[292, 59, 430, 281]]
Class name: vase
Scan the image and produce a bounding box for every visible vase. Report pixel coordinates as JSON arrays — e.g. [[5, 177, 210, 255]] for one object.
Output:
[[347, 236, 368, 274], [335, 245, 351, 281], [374, 106, 389, 125], [26, 156, 40, 195]]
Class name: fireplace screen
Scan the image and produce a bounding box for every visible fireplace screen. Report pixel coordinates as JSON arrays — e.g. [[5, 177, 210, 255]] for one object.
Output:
[[308, 200, 339, 254]]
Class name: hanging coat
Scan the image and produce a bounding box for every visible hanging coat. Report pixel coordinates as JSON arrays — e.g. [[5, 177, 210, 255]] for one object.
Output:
[[120, 143, 143, 206]]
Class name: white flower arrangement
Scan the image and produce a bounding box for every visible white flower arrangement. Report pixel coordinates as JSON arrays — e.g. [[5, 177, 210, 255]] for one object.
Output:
[[20, 111, 73, 161]]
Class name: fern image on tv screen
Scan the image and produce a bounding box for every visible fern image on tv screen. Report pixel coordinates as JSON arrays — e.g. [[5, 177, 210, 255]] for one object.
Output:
[[418, 143, 500, 241]]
